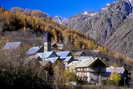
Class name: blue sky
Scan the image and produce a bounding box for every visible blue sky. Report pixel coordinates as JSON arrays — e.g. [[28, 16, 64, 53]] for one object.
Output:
[[0, 0, 115, 17]]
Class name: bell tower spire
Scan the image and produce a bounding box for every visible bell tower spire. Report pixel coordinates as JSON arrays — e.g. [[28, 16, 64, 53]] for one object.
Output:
[[43, 31, 51, 52]]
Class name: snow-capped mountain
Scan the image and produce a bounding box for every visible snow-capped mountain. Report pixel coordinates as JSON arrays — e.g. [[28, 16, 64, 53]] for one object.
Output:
[[54, 16, 64, 24]]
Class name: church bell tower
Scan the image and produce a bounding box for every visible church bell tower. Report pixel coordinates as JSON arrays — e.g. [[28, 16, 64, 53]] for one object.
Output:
[[43, 32, 51, 52]]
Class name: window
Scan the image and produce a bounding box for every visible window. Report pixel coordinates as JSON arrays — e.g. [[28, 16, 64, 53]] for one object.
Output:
[[87, 68, 89, 71], [85, 68, 87, 71], [77, 68, 80, 71], [80, 68, 83, 71]]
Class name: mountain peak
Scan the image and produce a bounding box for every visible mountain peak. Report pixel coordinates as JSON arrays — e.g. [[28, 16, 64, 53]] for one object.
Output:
[[54, 16, 64, 24], [81, 11, 97, 16], [82, 11, 88, 15]]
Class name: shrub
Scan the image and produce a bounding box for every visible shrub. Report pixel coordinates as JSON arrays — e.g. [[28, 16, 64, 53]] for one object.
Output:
[[63, 71, 78, 83], [108, 72, 121, 86]]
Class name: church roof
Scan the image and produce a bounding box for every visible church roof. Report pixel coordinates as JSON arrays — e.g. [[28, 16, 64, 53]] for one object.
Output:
[[26, 46, 42, 55], [64, 56, 73, 62]]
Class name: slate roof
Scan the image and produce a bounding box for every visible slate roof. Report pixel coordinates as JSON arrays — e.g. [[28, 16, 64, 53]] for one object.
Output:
[[77, 56, 97, 61], [36, 51, 57, 59], [46, 57, 59, 63], [26, 46, 42, 55], [67, 56, 103, 68], [76, 56, 98, 67], [66, 61, 80, 69], [106, 67, 125, 74], [56, 51, 71, 59], [3, 42, 22, 49], [64, 56, 73, 62], [36, 51, 73, 63]]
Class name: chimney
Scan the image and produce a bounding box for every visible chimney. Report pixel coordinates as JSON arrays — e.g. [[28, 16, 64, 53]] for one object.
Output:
[[43, 31, 51, 52]]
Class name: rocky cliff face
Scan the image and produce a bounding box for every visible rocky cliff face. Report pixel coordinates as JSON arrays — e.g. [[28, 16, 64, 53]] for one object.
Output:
[[63, 0, 133, 58], [64, 0, 132, 42], [105, 13, 133, 58]]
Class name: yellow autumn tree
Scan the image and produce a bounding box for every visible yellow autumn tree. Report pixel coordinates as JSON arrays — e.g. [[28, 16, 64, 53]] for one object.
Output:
[[109, 72, 121, 86], [63, 70, 77, 83]]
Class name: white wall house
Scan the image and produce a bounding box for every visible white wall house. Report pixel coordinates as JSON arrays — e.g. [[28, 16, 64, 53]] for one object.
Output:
[[67, 56, 106, 84]]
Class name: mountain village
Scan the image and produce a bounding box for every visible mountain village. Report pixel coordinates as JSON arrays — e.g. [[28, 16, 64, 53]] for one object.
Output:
[[1, 32, 131, 86], [1, 0, 133, 88]]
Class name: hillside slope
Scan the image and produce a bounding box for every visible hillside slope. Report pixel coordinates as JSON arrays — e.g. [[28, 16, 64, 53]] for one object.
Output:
[[105, 13, 133, 58], [0, 7, 133, 65], [0, 8, 108, 52], [64, 0, 133, 58]]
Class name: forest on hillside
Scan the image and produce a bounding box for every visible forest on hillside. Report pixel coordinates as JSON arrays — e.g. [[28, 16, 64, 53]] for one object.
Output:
[[0, 8, 105, 50]]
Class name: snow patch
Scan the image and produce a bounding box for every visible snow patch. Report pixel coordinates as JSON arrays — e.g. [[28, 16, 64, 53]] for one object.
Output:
[[106, 3, 111, 6], [82, 11, 97, 16], [54, 16, 63, 24], [83, 11, 88, 15]]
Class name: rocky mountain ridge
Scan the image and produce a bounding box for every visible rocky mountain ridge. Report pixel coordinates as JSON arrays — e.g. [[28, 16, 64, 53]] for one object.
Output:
[[63, 0, 133, 58]]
